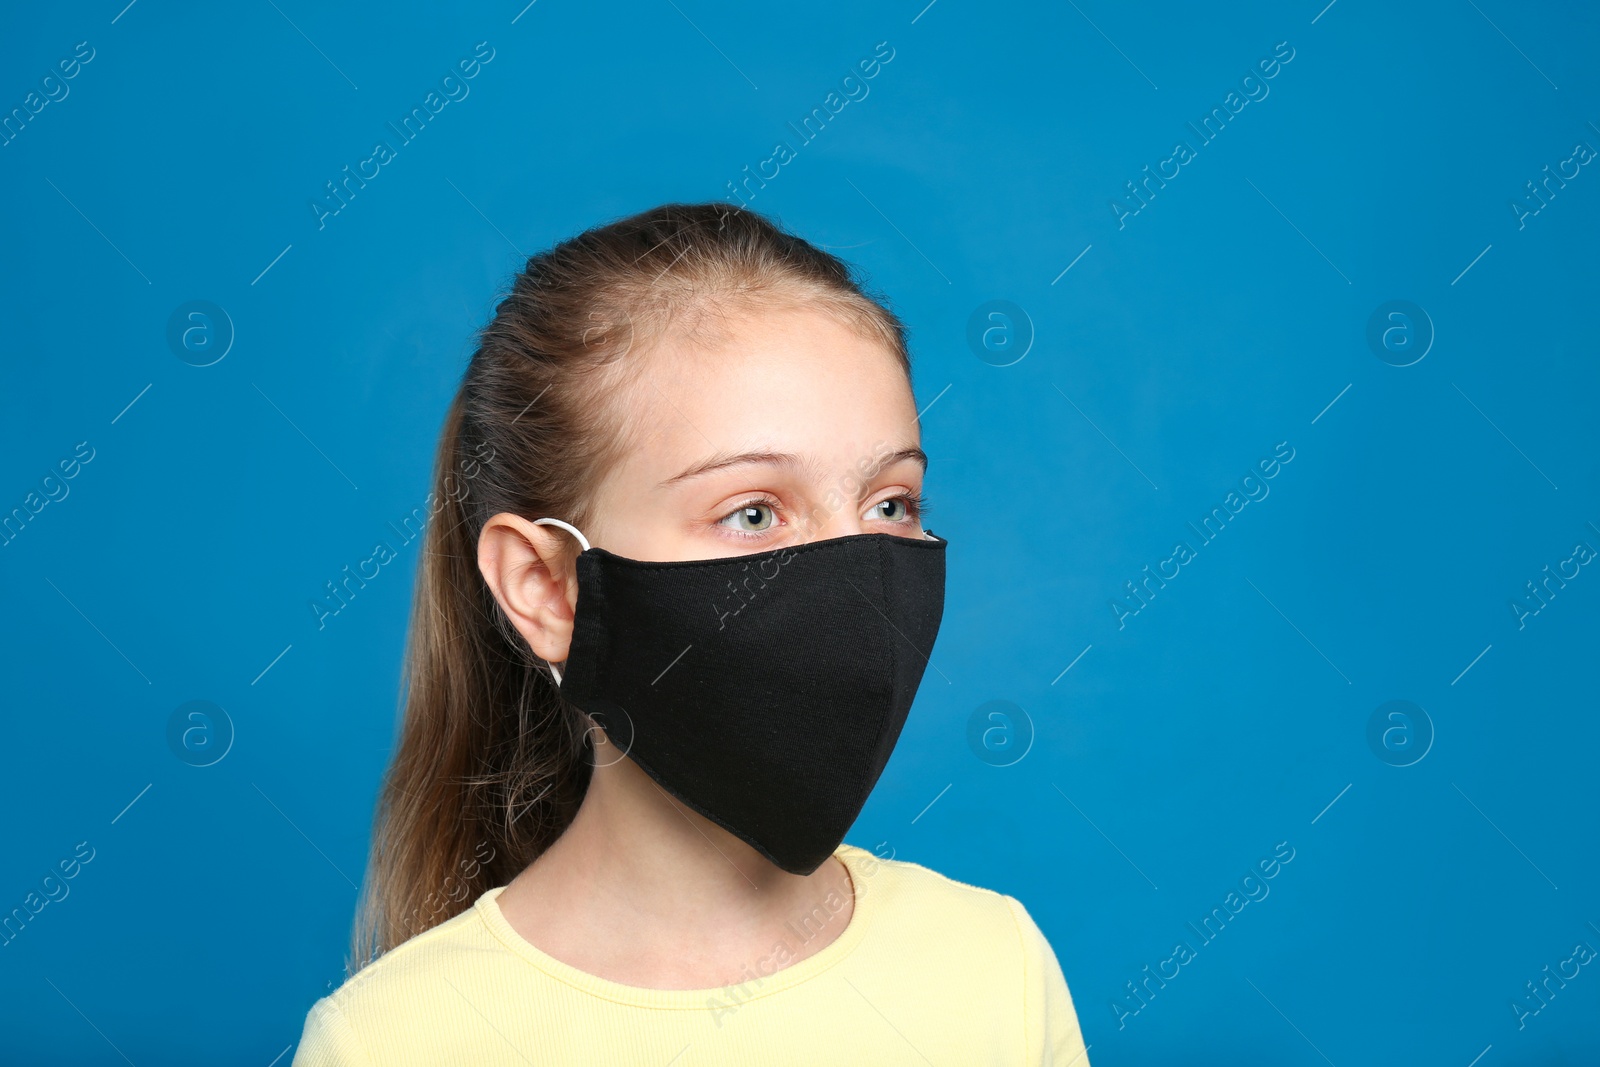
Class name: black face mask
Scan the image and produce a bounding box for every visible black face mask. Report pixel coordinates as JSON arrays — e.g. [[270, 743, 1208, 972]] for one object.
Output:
[[533, 519, 947, 876]]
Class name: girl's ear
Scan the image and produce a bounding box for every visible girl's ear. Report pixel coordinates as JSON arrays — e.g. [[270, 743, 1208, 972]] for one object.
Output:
[[477, 512, 579, 667]]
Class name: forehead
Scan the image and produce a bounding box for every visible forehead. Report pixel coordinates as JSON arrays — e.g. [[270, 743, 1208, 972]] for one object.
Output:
[[611, 304, 918, 485]]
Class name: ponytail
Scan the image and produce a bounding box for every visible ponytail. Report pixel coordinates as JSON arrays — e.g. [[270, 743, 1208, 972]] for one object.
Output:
[[347, 391, 592, 971]]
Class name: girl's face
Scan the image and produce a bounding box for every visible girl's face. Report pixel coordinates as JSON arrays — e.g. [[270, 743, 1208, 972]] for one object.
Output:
[[586, 303, 928, 562]]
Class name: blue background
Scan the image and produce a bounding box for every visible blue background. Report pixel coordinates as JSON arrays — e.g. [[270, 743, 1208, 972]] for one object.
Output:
[[3, 1, 1597, 1063]]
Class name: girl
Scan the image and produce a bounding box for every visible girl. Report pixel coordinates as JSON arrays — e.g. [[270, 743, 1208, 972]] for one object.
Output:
[[292, 203, 1089, 1065]]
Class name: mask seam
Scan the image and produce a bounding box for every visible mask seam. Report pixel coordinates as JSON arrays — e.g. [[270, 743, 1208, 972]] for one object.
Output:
[[848, 534, 898, 819]]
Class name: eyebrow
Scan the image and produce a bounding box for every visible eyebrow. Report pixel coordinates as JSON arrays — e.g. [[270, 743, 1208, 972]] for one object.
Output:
[[657, 446, 928, 488]]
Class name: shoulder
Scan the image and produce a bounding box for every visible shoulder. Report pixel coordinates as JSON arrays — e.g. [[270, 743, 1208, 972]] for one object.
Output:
[[837, 844, 1086, 1057], [844, 842, 1020, 910], [294, 895, 500, 1060], [841, 844, 1033, 962], [845, 847, 1091, 1062]]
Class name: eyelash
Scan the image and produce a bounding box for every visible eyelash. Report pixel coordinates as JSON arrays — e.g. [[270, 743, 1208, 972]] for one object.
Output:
[[718, 492, 930, 540]]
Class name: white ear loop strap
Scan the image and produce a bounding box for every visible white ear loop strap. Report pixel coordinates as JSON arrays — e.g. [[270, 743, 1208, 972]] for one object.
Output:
[[531, 517, 591, 686]]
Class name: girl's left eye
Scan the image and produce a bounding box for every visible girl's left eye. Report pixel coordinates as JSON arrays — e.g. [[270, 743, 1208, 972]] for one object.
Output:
[[870, 492, 934, 524], [867, 494, 925, 523]]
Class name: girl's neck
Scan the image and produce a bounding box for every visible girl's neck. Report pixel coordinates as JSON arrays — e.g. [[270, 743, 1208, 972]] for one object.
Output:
[[494, 756, 855, 990]]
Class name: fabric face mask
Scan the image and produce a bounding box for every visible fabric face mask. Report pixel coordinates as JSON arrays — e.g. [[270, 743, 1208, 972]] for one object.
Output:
[[531, 518, 947, 876]]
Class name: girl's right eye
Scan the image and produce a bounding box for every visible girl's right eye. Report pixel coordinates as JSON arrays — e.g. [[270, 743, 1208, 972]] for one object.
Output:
[[718, 503, 776, 534]]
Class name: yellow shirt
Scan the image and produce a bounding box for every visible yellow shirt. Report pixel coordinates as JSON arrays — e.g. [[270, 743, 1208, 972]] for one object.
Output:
[[292, 842, 1090, 1065]]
